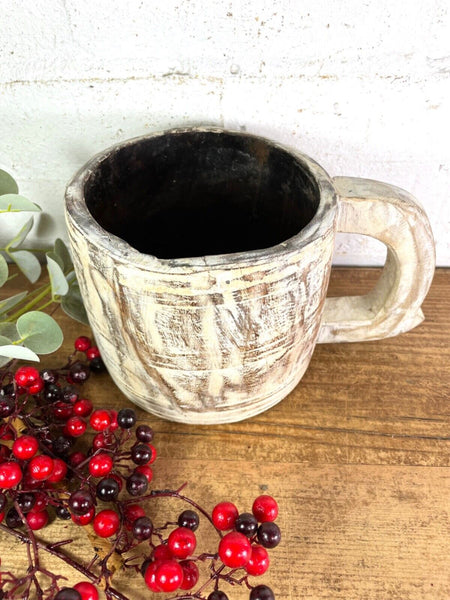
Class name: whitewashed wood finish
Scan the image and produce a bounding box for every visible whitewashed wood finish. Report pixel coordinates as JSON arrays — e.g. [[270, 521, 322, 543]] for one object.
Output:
[[318, 176, 436, 343], [65, 130, 435, 424]]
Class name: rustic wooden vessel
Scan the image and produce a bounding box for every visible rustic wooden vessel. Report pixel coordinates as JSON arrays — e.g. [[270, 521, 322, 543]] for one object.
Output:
[[65, 128, 435, 424]]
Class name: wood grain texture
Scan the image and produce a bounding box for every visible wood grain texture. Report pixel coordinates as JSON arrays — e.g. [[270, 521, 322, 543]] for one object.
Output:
[[1, 267, 449, 599]]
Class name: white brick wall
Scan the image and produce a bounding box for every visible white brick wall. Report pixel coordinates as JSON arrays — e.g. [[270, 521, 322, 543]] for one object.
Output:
[[1, 0, 449, 265]]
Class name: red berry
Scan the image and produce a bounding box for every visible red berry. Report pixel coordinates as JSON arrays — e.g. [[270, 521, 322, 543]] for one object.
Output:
[[12, 435, 39, 460], [218, 531, 252, 568], [26, 509, 49, 531], [65, 416, 87, 438], [71, 506, 95, 526], [146, 443, 157, 464], [14, 366, 40, 388], [144, 561, 162, 592], [252, 495, 278, 523], [73, 398, 93, 417], [212, 501, 239, 530], [28, 378, 44, 395], [74, 336, 92, 352], [0, 511, 4, 524], [168, 527, 197, 559], [52, 401, 73, 421], [69, 451, 86, 468], [179, 560, 199, 590], [47, 458, 68, 483], [134, 465, 153, 483], [152, 544, 173, 561], [0, 461, 23, 489], [90, 410, 111, 432], [29, 455, 54, 481], [73, 582, 99, 600], [245, 545, 270, 576], [109, 410, 119, 432], [88, 453, 113, 477], [154, 560, 183, 593], [30, 491, 47, 513], [86, 346, 100, 361], [93, 509, 120, 538], [124, 503, 145, 526]]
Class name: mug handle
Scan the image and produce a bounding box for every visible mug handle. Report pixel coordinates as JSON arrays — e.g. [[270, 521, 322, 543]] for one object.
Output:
[[317, 176, 435, 343]]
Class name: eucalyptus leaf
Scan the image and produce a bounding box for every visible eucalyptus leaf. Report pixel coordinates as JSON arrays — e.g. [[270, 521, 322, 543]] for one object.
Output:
[[46, 250, 64, 270], [0, 194, 41, 212], [0, 253, 8, 286], [7, 216, 34, 249], [16, 311, 63, 354], [46, 253, 69, 297], [0, 169, 19, 195], [54, 238, 73, 271], [61, 283, 89, 325], [0, 322, 20, 341], [0, 339, 40, 362], [10, 250, 41, 283], [0, 291, 27, 315]]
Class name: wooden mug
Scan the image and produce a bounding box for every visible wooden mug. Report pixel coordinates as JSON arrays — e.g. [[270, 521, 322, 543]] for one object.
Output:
[[65, 128, 435, 424]]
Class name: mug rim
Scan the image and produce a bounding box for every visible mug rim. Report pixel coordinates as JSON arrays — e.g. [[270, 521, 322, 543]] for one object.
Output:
[[65, 126, 337, 271]]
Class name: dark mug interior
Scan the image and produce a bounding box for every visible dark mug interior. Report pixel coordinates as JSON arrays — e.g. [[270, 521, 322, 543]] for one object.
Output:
[[84, 130, 320, 259]]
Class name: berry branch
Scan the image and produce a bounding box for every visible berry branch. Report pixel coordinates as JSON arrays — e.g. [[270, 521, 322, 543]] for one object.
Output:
[[0, 339, 281, 600]]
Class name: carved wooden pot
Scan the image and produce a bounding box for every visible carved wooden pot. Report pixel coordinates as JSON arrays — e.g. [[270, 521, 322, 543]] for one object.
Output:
[[65, 128, 435, 424]]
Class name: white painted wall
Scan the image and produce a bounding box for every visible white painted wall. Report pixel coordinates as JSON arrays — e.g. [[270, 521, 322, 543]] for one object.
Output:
[[1, 0, 449, 265]]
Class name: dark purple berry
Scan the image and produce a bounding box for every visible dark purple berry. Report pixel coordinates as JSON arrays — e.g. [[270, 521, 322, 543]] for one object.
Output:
[[6, 507, 23, 528], [43, 383, 62, 403], [249, 585, 275, 600], [0, 492, 7, 512], [257, 521, 281, 548], [126, 472, 148, 496], [207, 592, 229, 600], [17, 493, 36, 514], [133, 516, 153, 540], [56, 505, 71, 520], [52, 435, 74, 457], [40, 369, 58, 384], [54, 588, 82, 600], [96, 477, 120, 502], [68, 490, 94, 516], [131, 443, 152, 465], [117, 408, 136, 429], [62, 385, 78, 404], [235, 512, 258, 537], [140, 557, 152, 577], [69, 362, 90, 384], [178, 509, 199, 531], [0, 396, 15, 418], [136, 424, 153, 443], [89, 357, 106, 373]]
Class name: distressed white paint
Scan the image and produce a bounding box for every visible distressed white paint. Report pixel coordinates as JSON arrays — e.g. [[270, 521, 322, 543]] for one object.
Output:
[[0, 0, 449, 264]]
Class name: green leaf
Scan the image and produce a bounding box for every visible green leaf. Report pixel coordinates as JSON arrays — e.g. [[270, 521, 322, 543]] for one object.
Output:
[[0, 194, 41, 212], [7, 216, 34, 249], [46, 252, 69, 297], [0, 336, 39, 363], [10, 250, 41, 283], [0, 323, 20, 341], [0, 169, 19, 195], [16, 311, 63, 354], [0, 253, 8, 286], [61, 283, 89, 325], [0, 291, 28, 315], [54, 238, 73, 271]]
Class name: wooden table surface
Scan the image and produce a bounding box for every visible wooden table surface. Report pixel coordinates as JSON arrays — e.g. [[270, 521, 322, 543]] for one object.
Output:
[[1, 268, 449, 599]]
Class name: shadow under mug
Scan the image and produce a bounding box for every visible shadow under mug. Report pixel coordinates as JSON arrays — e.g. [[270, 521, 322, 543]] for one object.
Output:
[[65, 128, 435, 424]]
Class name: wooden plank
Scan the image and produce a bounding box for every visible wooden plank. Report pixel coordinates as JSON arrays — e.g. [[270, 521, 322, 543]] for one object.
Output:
[[1, 268, 449, 599]]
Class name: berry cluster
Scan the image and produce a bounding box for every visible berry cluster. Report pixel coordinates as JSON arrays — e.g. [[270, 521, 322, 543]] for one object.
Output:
[[0, 337, 281, 600]]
